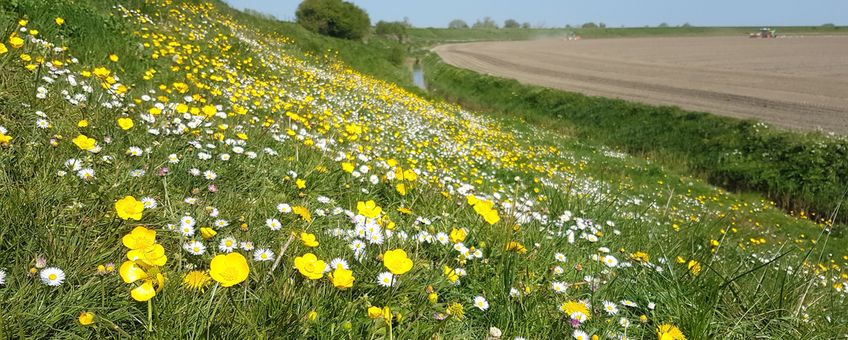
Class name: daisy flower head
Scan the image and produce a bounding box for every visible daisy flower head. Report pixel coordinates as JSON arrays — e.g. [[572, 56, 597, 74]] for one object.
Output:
[[253, 248, 274, 262], [377, 271, 395, 287], [0, 269, 6, 285], [219, 236, 237, 252], [40, 267, 65, 286], [330, 258, 349, 270], [603, 300, 619, 315], [572, 330, 589, 340], [265, 218, 282, 231], [473, 296, 489, 311], [183, 241, 206, 255], [141, 197, 157, 209]]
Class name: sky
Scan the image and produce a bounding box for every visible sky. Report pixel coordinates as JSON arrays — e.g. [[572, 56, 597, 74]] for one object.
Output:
[[222, 0, 846, 28]]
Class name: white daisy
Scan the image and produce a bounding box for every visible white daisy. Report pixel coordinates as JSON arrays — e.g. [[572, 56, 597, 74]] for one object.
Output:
[[0, 269, 6, 285], [329, 258, 349, 270], [40, 267, 65, 286], [183, 241, 206, 255], [277, 203, 292, 213], [572, 330, 589, 340], [377, 272, 395, 287], [603, 255, 619, 268], [141, 197, 157, 209], [435, 232, 449, 245], [555, 252, 567, 262], [603, 301, 619, 315], [219, 237, 237, 252], [77, 168, 95, 181], [126, 146, 143, 157], [552, 281, 568, 294], [240, 241, 254, 251], [265, 218, 282, 231], [253, 248, 274, 262], [203, 170, 217, 180], [473, 296, 489, 311]]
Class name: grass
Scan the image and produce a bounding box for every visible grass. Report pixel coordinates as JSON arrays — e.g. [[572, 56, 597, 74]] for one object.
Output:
[[422, 53, 848, 227], [0, 0, 846, 338]]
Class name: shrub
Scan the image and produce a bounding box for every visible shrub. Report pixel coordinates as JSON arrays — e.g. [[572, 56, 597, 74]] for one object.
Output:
[[375, 20, 407, 42], [295, 0, 370, 40]]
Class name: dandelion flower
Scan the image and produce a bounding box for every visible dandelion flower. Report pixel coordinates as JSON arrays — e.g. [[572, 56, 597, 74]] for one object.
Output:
[[182, 270, 211, 292], [657, 323, 686, 340]]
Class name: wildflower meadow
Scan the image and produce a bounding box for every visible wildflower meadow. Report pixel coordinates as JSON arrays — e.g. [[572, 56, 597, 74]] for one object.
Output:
[[0, 0, 845, 338]]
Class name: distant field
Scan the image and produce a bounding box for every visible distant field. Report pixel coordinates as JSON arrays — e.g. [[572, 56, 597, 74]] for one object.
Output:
[[434, 35, 848, 133], [409, 26, 847, 45]]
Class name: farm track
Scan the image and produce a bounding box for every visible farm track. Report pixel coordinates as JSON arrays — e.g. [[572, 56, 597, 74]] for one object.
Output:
[[434, 36, 848, 133]]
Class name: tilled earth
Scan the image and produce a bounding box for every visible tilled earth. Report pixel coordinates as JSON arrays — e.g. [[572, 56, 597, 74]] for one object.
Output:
[[434, 35, 848, 133]]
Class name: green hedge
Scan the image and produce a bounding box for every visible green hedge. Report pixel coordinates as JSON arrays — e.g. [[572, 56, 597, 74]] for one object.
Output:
[[424, 54, 848, 223]]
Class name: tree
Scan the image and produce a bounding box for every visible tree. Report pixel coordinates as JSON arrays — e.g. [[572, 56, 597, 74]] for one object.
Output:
[[504, 19, 520, 28], [448, 19, 469, 29], [295, 0, 371, 40], [522, 22, 531, 29], [599, 22, 606, 28], [581, 22, 597, 29], [658, 22, 669, 28], [472, 17, 498, 29], [375, 20, 407, 43], [681, 22, 692, 28]]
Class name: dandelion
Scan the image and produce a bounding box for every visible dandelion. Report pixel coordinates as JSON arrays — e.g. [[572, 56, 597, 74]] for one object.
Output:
[[446, 302, 465, 320], [656, 324, 686, 340], [40, 267, 66, 286], [182, 270, 211, 291], [473, 296, 489, 310], [253, 248, 274, 262], [560, 300, 590, 322], [687, 260, 701, 276]]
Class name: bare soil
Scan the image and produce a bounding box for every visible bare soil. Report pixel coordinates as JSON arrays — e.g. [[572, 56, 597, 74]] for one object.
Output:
[[434, 36, 848, 133]]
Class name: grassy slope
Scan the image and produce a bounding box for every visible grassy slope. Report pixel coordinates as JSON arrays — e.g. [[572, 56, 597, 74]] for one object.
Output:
[[0, 0, 845, 339]]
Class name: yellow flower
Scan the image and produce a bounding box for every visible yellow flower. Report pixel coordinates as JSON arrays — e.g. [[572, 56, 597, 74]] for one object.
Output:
[[428, 292, 438, 304], [560, 300, 590, 320], [115, 196, 144, 221], [383, 248, 413, 275], [687, 260, 701, 276], [356, 200, 382, 218], [182, 270, 211, 292], [78, 312, 94, 326], [296, 179, 306, 189], [657, 323, 686, 340], [328, 267, 355, 289], [202, 105, 217, 117], [55, 17, 65, 25], [307, 310, 318, 321], [443, 265, 459, 283], [117, 117, 134, 130], [395, 183, 407, 195], [9, 36, 24, 49], [449, 228, 467, 243], [131, 281, 156, 302], [0, 43, 7, 55], [200, 227, 217, 239], [473, 200, 500, 225], [122, 226, 156, 250], [300, 232, 319, 247], [293, 206, 312, 223], [210, 253, 250, 287], [127, 244, 167, 267], [77, 119, 89, 127], [119, 261, 148, 283], [294, 253, 326, 280], [446, 302, 464, 320], [109, 54, 119, 62], [92, 67, 110, 79], [0, 133, 12, 144], [72, 134, 96, 151], [341, 162, 355, 173], [505, 241, 527, 254], [367, 306, 382, 319]]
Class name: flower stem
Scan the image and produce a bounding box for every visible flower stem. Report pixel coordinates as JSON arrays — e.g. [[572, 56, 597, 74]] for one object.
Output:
[[147, 299, 153, 332]]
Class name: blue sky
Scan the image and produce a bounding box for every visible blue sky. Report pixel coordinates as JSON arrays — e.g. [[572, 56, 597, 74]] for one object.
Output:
[[223, 0, 846, 28]]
